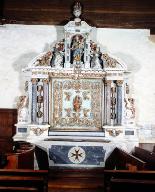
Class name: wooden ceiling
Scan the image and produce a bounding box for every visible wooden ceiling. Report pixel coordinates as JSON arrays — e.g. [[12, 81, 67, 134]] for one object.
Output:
[[1, 0, 155, 34]]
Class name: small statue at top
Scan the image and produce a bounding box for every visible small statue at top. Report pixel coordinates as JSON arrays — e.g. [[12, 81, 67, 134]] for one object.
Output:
[[73, 2, 82, 18]]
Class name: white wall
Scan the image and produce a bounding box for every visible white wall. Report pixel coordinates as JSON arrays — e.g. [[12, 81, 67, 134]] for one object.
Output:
[[0, 24, 155, 127]]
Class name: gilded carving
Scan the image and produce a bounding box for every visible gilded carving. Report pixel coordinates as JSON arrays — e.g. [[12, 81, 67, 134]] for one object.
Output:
[[37, 84, 43, 119], [30, 127, 48, 136], [50, 71, 105, 79], [65, 108, 71, 117], [35, 51, 52, 66], [52, 79, 102, 129], [82, 91, 90, 100], [83, 108, 90, 117], [43, 79, 49, 84], [102, 53, 120, 68], [73, 95, 82, 112], [64, 92, 71, 101], [106, 129, 123, 137], [105, 80, 112, 86], [31, 78, 38, 84], [116, 80, 123, 86]]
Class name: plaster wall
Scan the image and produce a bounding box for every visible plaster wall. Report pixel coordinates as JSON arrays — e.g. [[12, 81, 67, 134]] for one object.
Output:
[[0, 24, 155, 131]]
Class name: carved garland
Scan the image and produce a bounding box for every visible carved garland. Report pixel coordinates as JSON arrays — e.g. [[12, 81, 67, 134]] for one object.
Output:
[[53, 79, 102, 129]]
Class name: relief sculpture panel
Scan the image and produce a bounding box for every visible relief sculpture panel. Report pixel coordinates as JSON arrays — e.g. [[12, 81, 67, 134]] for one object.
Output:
[[51, 78, 102, 130]]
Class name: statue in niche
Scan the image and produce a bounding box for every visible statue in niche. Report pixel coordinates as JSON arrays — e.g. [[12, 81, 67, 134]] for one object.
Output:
[[17, 96, 28, 123], [73, 95, 82, 112], [70, 35, 84, 64], [50, 41, 64, 68], [90, 42, 102, 69]]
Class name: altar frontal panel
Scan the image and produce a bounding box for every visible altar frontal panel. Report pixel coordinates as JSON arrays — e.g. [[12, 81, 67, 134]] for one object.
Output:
[[51, 78, 102, 131]]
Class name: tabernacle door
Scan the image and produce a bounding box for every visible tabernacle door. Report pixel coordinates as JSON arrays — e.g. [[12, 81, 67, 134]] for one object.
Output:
[[50, 78, 103, 131]]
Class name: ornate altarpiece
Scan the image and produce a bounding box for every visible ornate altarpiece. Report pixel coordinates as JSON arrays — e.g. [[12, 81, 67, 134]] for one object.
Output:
[[14, 3, 138, 167]]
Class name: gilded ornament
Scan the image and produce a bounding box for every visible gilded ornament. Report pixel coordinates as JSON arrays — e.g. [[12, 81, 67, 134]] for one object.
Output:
[[30, 127, 48, 136], [102, 53, 119, 68], [106, 129, 123, 137], [116, 80, 123, 86]]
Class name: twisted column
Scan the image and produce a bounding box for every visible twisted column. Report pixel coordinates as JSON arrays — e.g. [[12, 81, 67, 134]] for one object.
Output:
[[105, 80, 112, 125]]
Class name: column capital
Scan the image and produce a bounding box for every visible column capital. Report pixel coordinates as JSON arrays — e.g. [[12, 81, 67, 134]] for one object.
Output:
[[31, 78, 38, 84], [43, 79, 49, 84], [105, 80, 112, 86], [116, 80, 123, 86]]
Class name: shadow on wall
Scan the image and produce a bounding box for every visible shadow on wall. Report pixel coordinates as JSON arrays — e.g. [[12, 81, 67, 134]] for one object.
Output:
[[149, 35, 155, 43], [49, 26, 64, 51], [113, 52, 141, 73], [12, 52, 37, 91], [12, 26, 65, 108]]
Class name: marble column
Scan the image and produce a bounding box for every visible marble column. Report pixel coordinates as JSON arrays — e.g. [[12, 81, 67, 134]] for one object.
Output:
[[43, 79, 49, 124], [31, 78, 38, 123], [116, 80, 123, 125], [64, 33, 71, 68], [105, 80, 112, 126]]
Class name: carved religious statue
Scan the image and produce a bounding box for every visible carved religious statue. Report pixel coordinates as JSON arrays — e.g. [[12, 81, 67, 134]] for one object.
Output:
[[17, 96, 28, 123], [71, 35, 84, 64], [73, 95, 82, 112]]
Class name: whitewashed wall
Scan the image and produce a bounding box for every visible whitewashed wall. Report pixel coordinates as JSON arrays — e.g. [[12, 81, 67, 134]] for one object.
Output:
[[0, 24, 155, 131]]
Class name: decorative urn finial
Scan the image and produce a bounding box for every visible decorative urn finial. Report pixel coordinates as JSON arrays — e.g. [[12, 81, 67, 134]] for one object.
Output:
[[73, 2, 82, 18]]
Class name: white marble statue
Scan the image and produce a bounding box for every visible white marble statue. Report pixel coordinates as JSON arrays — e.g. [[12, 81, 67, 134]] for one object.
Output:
[[90, 43, 102, 69], [51, 41, 64, 68], [17, 96, 29, 123]]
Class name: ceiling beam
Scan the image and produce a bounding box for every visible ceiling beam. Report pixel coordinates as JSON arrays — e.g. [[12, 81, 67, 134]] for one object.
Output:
[[1, 0, 155, 33]]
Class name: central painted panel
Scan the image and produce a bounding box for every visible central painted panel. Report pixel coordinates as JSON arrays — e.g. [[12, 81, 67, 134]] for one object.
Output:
[[50, 78, 103, 131]]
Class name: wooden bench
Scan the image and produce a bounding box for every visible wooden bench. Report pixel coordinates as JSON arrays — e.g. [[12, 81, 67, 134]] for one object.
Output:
[[133, 147, 155, 170], [35, 146, 49, 170], [3, 141, 35, 169], [0, 169, 48, 192], [104, 170, 155, 192], [105, 147, 146, 170]]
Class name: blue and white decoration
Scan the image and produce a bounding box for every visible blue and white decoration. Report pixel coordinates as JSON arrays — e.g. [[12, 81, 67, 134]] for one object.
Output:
[[14, 2, 139, 169], [49, 145, 106, 166]]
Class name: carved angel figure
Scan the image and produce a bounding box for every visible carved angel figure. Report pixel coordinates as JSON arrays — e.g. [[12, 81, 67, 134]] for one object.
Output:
[[17, 96, 28, 123], [90, 42, 102, 69], [51, 41, 64, 68], [125, 98, 135, 120], [36, 51, 52, 66]]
